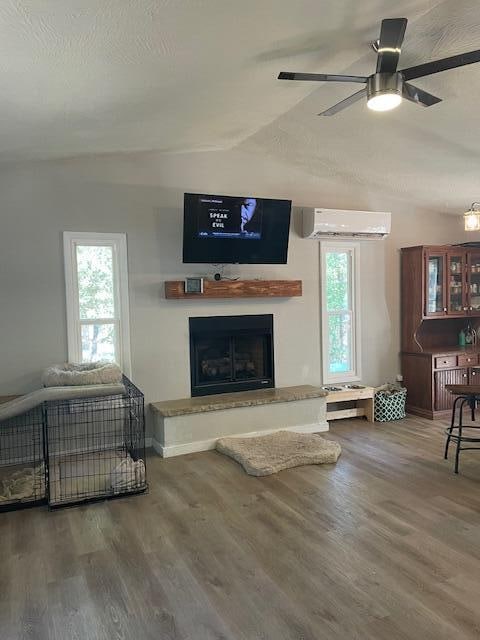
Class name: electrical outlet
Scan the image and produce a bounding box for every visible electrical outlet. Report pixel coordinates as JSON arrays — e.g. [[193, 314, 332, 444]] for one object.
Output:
[[396, 374, 403, 382]]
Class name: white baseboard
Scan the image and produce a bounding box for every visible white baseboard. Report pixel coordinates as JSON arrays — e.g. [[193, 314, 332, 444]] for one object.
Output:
[[152, 421, 329, 458]]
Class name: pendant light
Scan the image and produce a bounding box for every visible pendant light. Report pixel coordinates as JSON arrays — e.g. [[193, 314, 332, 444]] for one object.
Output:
[[464, 203, 480, 231]]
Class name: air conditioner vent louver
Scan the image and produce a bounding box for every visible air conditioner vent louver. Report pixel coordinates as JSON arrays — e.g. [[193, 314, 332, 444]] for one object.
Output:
[[303, 208, 391, 239]]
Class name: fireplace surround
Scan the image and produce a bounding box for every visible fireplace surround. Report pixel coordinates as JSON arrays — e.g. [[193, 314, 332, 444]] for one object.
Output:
[[189, 314, 274, 397]]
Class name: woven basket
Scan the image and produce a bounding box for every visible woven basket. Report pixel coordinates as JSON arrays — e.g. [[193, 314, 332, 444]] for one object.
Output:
[[374, 385, 407, 422]]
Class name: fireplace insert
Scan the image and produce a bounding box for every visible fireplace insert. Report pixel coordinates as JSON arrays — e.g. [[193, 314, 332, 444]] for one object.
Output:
[[189, 315, 274, 397]]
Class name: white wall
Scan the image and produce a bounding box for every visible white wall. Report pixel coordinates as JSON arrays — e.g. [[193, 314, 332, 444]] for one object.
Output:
[[0, 149, 465, 427]]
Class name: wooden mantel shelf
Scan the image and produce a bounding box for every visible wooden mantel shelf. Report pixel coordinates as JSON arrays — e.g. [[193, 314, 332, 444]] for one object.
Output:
[[164, 279, 302, 299]]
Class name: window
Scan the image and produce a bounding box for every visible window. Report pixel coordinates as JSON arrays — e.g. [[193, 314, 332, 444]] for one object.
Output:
[[320, 242, 360, 383], [63, 232, 131, 376]]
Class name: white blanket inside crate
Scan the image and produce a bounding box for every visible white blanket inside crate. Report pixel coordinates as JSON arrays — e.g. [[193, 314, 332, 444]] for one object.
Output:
[[48, 451, 145, 505], [0, 464, 45, 503], [111, 457, 146, 494]]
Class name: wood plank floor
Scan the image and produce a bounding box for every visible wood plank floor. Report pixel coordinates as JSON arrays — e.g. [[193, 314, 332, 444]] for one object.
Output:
[[1, 416, 480, 639]]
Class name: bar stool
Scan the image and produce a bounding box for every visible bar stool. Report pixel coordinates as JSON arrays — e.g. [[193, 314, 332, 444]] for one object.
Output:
[[444, 384, 480, 474]]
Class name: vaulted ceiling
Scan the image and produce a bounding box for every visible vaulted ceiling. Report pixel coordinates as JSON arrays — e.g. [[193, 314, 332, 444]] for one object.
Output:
[[1, 0, 480, 212]]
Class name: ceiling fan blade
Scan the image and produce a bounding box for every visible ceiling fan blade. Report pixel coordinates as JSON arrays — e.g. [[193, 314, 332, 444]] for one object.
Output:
[[401, 49, 480, 81], [402, 82, 442, 107], [318, 88, 367, 116], [278, 71, 367, 83], [376, 18, 408, 73]]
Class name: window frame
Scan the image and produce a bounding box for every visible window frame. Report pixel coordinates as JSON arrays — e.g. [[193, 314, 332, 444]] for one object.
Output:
[[63, 231, 132, 377], [320, 241, 361, 384]]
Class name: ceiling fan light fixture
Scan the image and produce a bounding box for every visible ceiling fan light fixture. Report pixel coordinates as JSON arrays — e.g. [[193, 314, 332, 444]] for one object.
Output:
[[367, 92, 402, 111], [366, 72, 403, 112], [464, 203, 480, 231]]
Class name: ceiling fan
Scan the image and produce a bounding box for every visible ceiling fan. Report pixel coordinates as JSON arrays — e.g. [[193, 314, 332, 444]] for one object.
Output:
[[278, 17, 480, 115]]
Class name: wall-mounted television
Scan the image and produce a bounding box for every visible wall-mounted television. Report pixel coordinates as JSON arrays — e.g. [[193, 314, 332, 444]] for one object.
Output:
[[182, 193, 292, 264]]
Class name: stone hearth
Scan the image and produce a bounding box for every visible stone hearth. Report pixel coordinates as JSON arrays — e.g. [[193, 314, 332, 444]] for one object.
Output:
[[151, 385, 328, 458]]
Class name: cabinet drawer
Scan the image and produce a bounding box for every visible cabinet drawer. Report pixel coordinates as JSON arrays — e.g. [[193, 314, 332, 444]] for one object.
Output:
[[469, 367, 480, 381], [435, 356, 458, 369], [458, 354, 479, 367]]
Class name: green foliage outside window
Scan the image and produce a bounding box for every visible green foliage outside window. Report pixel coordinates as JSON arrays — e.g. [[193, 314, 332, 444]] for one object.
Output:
[[326, 252, 349, 311], [77, 246, 116, 362], [326, 252, 351, 373], [77, 246, 115, 319]]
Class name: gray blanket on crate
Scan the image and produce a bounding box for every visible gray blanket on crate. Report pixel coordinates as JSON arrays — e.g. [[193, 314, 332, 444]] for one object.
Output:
[[0, 384, 126, 422], [0, 363, 125, 422]]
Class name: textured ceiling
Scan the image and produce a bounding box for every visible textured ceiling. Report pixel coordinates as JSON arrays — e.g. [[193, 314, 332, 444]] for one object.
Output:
[[1, 1, 480, 212]]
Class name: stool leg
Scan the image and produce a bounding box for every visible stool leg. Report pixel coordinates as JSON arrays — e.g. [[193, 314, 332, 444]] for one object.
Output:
[[454, 398, 467, 474], [445, 396, 461, 460]]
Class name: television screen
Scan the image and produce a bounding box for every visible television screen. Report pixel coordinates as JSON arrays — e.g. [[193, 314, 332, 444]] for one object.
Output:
[[183, 193, 291, 264]]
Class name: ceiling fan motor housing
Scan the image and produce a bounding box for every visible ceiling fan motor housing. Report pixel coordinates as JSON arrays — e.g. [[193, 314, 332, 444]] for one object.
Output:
[[366, 72, 403, 100]]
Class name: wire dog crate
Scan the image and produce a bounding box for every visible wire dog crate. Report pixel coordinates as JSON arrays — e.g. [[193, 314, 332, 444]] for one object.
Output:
[[0, 376, 147, 511], [45, 376, 147, 508], [0, 405, 46, 512]]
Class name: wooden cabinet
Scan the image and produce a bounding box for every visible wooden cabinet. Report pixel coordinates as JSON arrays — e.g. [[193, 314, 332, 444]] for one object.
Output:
[[403, 245, 480, 322], [434, 368, 468, 411], [401, 244, 480, 419], [434, 365, 480, 411], [402, 351, 480, 419]]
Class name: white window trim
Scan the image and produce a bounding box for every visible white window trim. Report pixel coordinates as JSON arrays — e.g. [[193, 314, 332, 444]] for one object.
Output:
[[320, 241, 361, 384], [63, 232, 132, 377]]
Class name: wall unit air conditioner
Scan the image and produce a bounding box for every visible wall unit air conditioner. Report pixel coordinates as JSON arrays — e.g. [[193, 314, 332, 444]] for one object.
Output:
[[302, 208, 391, 239]]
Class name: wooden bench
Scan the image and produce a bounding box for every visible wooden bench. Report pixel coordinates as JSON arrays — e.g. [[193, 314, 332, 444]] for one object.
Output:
[[325, 386, 375, 422]]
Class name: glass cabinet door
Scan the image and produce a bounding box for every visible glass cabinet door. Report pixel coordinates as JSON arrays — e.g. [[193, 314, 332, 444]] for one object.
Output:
[[425, 252, 446, 316], [468, 252, 480, 314], [447, 252, 466, 315]]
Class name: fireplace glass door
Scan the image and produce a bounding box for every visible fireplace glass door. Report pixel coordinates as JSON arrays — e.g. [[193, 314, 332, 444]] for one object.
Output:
[[195, 335, 269, 387], [196, 337, 232, 385], [234, 335, 267, 380], [189, 315, 274, 397]]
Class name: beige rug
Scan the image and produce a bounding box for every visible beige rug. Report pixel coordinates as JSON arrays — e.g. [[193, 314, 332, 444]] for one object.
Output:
[[216, 430, 341, 476]]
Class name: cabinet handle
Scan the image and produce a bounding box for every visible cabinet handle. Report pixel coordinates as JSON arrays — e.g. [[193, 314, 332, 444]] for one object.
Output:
[[463, 373, 468, 378], [473, 372, 476, 376], [470, 306, 473, 311], [464, 306, 468, 311], [468, 358, 472, 362], [443, 307, 447, 312]]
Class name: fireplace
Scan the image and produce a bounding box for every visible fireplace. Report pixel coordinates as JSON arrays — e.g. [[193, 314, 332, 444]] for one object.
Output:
[[189, 315, 274, 397]]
